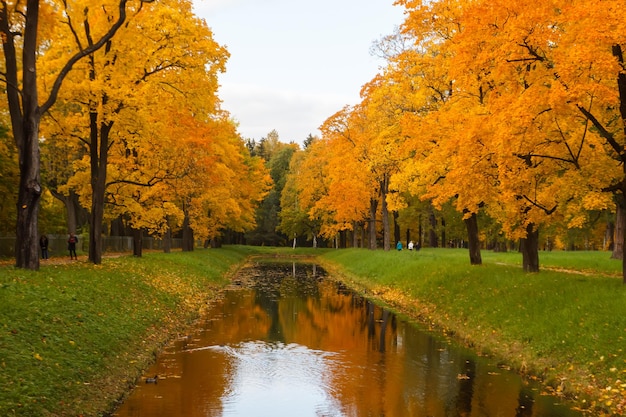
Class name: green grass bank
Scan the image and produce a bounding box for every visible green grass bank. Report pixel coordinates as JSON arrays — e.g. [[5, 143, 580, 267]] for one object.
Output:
[[1, 246, 625, 416], [318, 248, 626, 416], [0, 246, 258, 416]]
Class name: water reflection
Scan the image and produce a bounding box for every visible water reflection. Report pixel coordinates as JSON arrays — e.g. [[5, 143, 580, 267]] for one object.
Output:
[[219, 342, 342, 416], [114, 261, 581, 417]]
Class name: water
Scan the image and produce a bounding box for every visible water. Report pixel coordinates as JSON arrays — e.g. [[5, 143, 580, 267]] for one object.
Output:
[[113, 261, 582, 417]]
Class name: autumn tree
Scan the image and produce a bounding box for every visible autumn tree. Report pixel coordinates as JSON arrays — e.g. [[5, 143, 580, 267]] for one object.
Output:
[[442, 0, 621, 274], [391, 0, 622, 274], [169, 116, 272, 250], [40, 0, 228, 263], [377, 12, 489, 264], [319, 106, 377, 248], [0, 0, 148, 269], [279, 140, 326, 247], [357, 75, 412, 250]]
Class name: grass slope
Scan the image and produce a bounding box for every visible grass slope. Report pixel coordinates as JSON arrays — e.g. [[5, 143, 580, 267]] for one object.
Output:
[[319, 248, 626, 415], [0, 247, 252, 416]]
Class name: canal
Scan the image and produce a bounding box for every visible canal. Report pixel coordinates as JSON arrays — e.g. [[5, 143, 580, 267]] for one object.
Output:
[[113, 261, 582, 417]]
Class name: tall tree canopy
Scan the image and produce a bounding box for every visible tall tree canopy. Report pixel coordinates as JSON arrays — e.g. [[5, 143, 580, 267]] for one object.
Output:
[[1, 0, 145, 269], [284, 0, 626, 279]]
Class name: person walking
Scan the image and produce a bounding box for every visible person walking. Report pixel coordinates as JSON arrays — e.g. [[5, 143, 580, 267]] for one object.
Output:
[[396, 241, 403, 251], [68, 233, 78, 260], [39, 235, 49, 260]]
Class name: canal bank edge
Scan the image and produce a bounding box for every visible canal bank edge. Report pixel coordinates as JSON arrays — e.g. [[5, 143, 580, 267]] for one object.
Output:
[[30, 248, 612, 417], [102, 256, 250, 416], [313, 257, 612, 417]]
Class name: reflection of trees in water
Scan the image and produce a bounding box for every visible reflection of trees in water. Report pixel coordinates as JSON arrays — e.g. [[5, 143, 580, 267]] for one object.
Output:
[[454, 358, 476, 416], [226, 262, 576, 417], [516, 386, 535, 417], [366, 302, 396, 354], [117, 261, 581, 417], [249, 262, 325, 342]]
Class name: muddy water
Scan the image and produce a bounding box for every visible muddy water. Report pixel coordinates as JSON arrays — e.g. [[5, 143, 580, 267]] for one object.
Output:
[[113, 261, 582, 417]]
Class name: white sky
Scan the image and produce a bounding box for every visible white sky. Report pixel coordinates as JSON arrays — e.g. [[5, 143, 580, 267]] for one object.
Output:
[[192, 0, 405, 145]]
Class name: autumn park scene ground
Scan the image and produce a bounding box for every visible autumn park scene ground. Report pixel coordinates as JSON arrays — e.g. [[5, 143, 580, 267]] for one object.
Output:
[[2, 0, 626, 416], [1, 247, 626, 416]]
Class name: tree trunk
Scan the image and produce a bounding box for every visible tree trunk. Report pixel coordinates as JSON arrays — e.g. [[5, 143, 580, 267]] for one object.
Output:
[[339, 230, 347, 248], [441, 217, 446, 247], [182, 212, 194, 251], [380, 177, 391, 251], [520, 223, 539, 272], [622, 210, 626, 285], [428, 209, 438, 248], [65, 191, 84, 235], [618, 196, 626, 284], [88, 117, 112, 264], [463, 211, 482, 265], [368, 198, 378, 250], [612, 201, 624, 260], [605, 219, 615, 251], [418, 214, 423, 249], [360, 222, 366, 248], [393, 211, 401, 246], [10, 0, 41, 270], [163, 225, 172, 253], [132, 227, 143, 257], [109, 216, 123, 236], [49, 189, 83, 237], [15, 125, 41, 270], [612, 44, 626, 283]]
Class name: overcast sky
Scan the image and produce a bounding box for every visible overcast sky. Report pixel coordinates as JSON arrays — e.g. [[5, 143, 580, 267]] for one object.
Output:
[[192, 0, 405, 144]]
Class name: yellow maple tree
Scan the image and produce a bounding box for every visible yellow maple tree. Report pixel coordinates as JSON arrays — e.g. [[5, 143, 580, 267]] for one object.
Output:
[[40, 0, 232, 261]]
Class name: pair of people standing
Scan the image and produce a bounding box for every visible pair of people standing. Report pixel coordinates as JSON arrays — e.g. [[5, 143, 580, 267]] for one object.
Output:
[[408, 240, 421, 251], [397, 240, 421, 251], [39, 233, 79, 260]]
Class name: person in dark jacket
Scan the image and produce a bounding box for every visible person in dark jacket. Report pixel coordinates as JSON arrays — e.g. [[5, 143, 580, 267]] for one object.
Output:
[[39, 235, 49, 260], [68, 233, 78, 260]]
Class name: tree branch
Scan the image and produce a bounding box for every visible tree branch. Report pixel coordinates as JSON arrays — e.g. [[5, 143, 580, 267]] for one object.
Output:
[[521, 194, 557, 215], [40, 0, 131, 114], [577, 104, 625, 161]]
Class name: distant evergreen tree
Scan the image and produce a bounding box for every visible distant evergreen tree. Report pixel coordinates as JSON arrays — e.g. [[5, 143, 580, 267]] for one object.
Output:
[[303, 133, 316, 149], [244, 131, 298, 246]]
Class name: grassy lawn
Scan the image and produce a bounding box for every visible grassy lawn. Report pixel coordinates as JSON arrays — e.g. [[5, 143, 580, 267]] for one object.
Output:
[[318, 247, 626, 415], [1, 245, 625, 416], [0, 247, 253, 417]]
